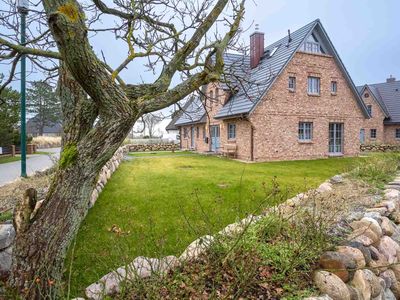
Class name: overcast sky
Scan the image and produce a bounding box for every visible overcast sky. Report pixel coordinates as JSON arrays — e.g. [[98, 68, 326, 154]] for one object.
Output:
[[3, 0, 399, 135]]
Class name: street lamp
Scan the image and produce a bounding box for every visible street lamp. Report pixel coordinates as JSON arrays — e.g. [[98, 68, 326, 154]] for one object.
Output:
[[17, 0, 28, 178]]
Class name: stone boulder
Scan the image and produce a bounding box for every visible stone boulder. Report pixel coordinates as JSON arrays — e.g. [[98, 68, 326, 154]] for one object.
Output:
[[377, 236, 400, 264], [346, 241, 372, 265], [0, 246, 12, 280], [350, 269, 382, 300], [313, 270, 350, 300], [337, 246, 366, 269], [317, 182, 333, 193], [381, 217, 396, 236], [330, 175, 344, 184], [0, 224, 15, 250], [179, 235, 214, 261], [368, 246, 389, 274], [319, 251, 356, 282]]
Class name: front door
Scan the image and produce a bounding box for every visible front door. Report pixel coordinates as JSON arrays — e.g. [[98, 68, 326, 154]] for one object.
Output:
[[210, 125, 220, 152], [329, 123, 344, 154], [359, 129, 365, 144], [191, 126, 195, 149]]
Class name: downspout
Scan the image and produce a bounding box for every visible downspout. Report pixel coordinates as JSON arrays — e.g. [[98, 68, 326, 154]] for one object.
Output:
[[250, 124, 255, 161]]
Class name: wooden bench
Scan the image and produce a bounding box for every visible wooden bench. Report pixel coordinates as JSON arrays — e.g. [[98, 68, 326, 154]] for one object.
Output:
[[221, 143, 237, 158]]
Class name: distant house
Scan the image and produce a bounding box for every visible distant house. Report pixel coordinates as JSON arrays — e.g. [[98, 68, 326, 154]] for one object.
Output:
[[26, 115, 62, 137], [173, 19, 370, 161], [358, 76, 400, 144]]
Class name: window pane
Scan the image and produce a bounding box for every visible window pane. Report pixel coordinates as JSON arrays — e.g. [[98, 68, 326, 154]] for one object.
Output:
[[299, 122, 313, 141]]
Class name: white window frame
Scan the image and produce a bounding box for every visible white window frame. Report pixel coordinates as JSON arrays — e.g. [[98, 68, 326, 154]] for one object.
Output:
[[367, 105, 372, 117], [307, 77, 320, 95], [370, 128, 377, 139], [396, 129, 400, 139], [298, 122, 313, 141], [288, 76, 296, 91], [304, 41, 321, 53], [331, 81, 337, 94], [227, 123, 236, 140]]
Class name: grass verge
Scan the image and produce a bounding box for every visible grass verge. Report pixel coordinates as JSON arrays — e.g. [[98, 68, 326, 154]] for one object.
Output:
[[0, 156, 20, 164]]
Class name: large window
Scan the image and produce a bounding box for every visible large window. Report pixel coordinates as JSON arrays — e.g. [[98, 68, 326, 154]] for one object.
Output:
[[227, 123, 236, 140], [370, 129, 377, 139], [396, 129, 400, 139], [288, 76, 296, 91], [367, 105, 372, 117], [307, 77, 320, 95], [331, 81, 337, 94], [298, 122, 313, 141]]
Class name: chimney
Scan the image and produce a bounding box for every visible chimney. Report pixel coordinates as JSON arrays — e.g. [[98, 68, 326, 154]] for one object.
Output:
[[250, 24, 264, 69], [387, 75, 396, 83]]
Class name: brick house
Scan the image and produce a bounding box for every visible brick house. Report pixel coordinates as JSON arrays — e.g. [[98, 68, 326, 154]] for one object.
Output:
[[357, 76, 400, 145], [170, 19, 370, 161]]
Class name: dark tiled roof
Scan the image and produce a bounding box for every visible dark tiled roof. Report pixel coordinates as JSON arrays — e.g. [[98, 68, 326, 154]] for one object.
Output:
[[174, 96, 206, 126], [357, 85, 390, 117], [165, 100, 192, 131], [215, 19, 369, 119], [358, 80, 400, 123]]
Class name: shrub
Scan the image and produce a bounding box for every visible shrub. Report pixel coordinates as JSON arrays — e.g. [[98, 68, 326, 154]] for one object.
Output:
[[32, 136, 62, 148]]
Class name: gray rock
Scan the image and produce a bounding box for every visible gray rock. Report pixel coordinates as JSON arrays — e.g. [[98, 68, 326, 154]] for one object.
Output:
[[383, 288, 396, 300], [304, 295, 333, 300], [313, 270, 350, 300], [363, 212, 382, 222], [346, 241, 372, 264], [180, 235, 214, 261], [0, 246, 12, 278], [0, 224, 15, 250], [330, 175, 344, 184], [126, 256, 179, 279], [317, 182, 333, 193], [378, 236, 400, 264]]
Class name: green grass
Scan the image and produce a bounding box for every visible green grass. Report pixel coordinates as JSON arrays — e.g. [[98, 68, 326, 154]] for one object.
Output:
[[0, 155, 20, 164], [66, 154, 360, 296], [128, 150, 193, 157]]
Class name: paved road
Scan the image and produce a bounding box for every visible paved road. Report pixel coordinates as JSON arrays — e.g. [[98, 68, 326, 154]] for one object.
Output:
[[0, 148, 60, 187]]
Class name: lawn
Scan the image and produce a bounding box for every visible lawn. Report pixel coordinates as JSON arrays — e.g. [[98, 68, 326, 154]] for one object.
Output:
[[0, 155, 20, 164], [128, 150, 193, 157], [66, 154, 360, 296]]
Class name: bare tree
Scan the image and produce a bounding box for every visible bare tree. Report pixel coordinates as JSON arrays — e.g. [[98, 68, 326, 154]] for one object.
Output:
[[0, 0, 245, 297]]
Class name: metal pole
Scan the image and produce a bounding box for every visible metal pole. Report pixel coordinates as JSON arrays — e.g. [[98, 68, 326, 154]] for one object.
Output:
[[20, 10, 27, 178]]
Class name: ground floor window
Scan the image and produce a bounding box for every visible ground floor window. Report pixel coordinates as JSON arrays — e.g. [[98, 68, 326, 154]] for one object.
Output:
[[298, 122, 313, 141], [196, 127, 200, 139], [370, 128, 377, 139], [396, 129, 400, 139], [203, 126, 206, 139], [183, 128, 188, 138], [227, 123, 236, 140]]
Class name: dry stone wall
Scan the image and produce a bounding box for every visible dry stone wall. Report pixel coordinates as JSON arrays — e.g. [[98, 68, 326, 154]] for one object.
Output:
[[128, 143, 179, 152], [361, 144, 400, 152]]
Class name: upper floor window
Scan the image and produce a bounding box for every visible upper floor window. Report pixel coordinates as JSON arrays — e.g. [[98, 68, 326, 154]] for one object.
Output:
[[304, 41, 321, 54], [299, 122, 313, 141], [288, 76, 296, 91], [367, 105, 372, 116], [227, 123, 236, 140], [396, 129, 400, 139], [370, 128, 377, 139], [307, 77, 320, 95], [364, 93, 370, 98], [331, 81, 337, 94]]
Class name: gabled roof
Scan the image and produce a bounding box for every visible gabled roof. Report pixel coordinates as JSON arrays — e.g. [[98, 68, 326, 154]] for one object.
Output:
[[174, 96, 206, 126], [358, 80, 400, 124], [215, 19, 370, 119], [356, 85, 390, 117], [165, 100, 192, 131]]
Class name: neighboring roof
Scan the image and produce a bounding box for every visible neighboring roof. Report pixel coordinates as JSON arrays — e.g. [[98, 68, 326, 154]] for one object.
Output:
[[215, 19, 370, 119], [165, 100, 192, 131], [174, 96, 206, 126], [356, 85, 390, 117], [26, 115, 62, 134], [358, 80, 400, 124]]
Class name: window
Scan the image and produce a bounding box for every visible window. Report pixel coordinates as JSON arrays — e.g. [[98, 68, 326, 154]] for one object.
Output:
[[305, 41, 320, 53], [370, 129, 377, 139], [367, 105, 373, 116], [269, 46, 279, 57], [183, 128, 188, 138], [298, 122, 313, 141], [203, 126, 206, 139], [227, 123, 236, 140], [331, 81, 337, 94], [308, 77, 320, 95], [196, 127, 199, 139], [288, 76, 296, 91], [364, 93, 369, 98], [396, 129, 400, 139]]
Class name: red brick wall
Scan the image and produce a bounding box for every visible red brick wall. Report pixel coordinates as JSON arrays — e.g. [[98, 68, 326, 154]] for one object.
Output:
[[384, 125, 400, 144], [360, 88, 385, 144], [249, 51, 366, 161]]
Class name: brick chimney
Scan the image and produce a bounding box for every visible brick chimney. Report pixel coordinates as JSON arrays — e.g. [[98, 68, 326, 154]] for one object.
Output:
[[387, 75, 396, 83], [250, 24, 264, 69]]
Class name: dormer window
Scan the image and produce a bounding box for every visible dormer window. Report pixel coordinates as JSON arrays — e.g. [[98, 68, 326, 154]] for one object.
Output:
[[269, 46, 279, 57], [305, 41, 321, 53]]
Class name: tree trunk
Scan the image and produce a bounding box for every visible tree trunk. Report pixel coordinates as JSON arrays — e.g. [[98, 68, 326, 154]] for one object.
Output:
[[9, 66, 135, 299]]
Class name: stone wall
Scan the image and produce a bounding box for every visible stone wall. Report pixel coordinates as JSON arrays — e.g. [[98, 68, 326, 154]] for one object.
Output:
[[361, 144, 400, 152], [128, 143, 179, 152], [309, 177, 400, 300]]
